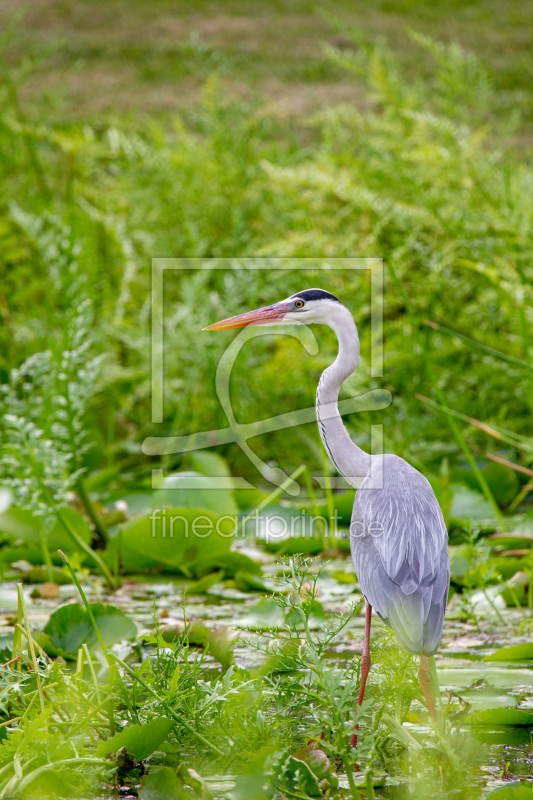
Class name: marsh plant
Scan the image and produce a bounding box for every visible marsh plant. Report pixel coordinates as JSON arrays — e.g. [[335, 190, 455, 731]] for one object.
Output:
[[0, 14, 532, 800]]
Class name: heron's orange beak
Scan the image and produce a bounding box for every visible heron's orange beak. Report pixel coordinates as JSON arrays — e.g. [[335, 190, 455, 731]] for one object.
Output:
[[203, 301, 291, 330]]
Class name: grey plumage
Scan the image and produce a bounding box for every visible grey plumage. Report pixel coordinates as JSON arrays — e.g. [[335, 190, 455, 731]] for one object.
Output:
[[309, 292, 450, 658], [204, 287, 450, 661], [350, 455, 449, 655]]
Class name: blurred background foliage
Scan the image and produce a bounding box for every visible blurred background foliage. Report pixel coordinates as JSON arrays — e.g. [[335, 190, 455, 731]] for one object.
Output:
[[0, 0, 532, 500]]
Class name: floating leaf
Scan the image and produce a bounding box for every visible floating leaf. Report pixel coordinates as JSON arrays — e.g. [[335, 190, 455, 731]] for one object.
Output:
[[234, 571, 272, 592], [153, 471, 237, 516], [194, 550, 261, 578], [39, 602, 136, 659], [139, 767, 182, 800], [96, 718, 174, 760], [472, 708, 533, 727], [487, 780, 533, 798], [485, 644, 533, 662], [184, 571, 225, 596], [449, 484, 496, 522], [0, 505, 91, 552], [237, 598, 285, 629], [187, 620, 234, 670], [237, 598, 327, 630], [286, 599, 327, 630], [449, 545, 470, 581], [438, 666, 533, 689], [263, 536, 324, 556], [114, 507, 234, 575]]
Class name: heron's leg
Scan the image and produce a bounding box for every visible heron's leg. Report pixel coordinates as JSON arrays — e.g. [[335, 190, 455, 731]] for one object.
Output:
[[419, 655, 437, 721], [351, 603, 372, 748]]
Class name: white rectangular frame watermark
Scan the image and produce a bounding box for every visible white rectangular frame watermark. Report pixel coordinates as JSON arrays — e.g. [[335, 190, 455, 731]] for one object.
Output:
[[143, 257, 387, 494]]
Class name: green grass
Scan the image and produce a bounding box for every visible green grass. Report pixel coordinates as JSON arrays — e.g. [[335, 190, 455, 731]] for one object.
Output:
[[1, 3, 533, 798]]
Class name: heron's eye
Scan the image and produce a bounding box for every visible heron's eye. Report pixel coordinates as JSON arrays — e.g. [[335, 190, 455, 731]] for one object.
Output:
[[294, 299, 305, 308]]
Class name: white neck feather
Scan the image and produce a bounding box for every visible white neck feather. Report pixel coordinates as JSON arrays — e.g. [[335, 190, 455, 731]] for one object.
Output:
[[316, 306, 370, 486]]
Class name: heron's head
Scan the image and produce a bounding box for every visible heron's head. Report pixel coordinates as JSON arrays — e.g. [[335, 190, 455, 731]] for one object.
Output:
[[203, 288, 346, 331]]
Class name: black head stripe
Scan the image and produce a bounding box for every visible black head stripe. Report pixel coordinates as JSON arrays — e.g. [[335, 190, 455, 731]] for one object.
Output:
[[294, 289, 342, 304]]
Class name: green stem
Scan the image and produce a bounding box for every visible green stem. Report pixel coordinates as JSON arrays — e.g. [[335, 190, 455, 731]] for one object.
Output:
[[112, 654, 224, 756], [13, 759, 109, 794], [17, 585, 45, 713], [481, 588, 506, 625], [58, 551, 113, 668], [0, 56, 49, 197], [56, 508, 116, 589], [416, 393, 533, 455], [365, 771, 376, 800], [83, 643, 100, 702], [424, 319, 533, 373], [76, 477, 109, 547], [36, 517, 53, 582], [21, 437, 115, 588]]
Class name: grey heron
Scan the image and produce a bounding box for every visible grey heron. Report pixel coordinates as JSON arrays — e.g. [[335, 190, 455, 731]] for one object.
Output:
[[205, 288, 450, 740]]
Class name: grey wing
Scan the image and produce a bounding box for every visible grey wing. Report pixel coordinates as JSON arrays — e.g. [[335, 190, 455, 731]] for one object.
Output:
[[350, 458, 450, 656]]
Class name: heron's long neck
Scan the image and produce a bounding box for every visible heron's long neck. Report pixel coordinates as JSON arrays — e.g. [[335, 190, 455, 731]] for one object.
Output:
[[316, 308, 370, 487]]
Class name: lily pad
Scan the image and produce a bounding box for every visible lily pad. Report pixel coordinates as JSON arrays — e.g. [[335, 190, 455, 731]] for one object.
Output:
[[485, 644, 533, 662], [39, 602, 137, 659], [237, 598, 327, 630], [237, 598, 285, 629], [449, 484, 497, 522], [487, 781, 533, 798], [153, 471, 237, 516], [472, 708, 533, 727], [96, 717, 174, 760], [139, 767, 182, 800], [0, 506, 92, 552], [114, 507, 235, 575]]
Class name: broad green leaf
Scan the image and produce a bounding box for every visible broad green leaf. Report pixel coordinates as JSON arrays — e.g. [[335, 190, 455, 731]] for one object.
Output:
[[139, 767, 182, 800], [0, 488, 11, 515], [184, 570, 225, 595], [316, 490, 355, 526], [234, 487, 268, 511], [192, 550, 261, 578], [234, 571, 272, 592], [263, 536, 324, 556], [438, 666, 533, 689], [40, 602, 136, 658], [286, 599, 327, 630], [153, 471, 237, 516], [185, 620, 234, 670], [482, 461, 520, 506], [449, 484, 496, 522], [115, 507, 234, 574], [452, 463, 519, 507], [487, 781, 533, 798], [485, 644, 533, 662], [449, 545, 470, 580], [489, 533, 533, 550], [285, 756, 322, 797], [515, 509, 533, 536], [237, 598, 285, 629], [237, 598, 327, 630], [0, 506, 91, 551], [96, 718, 174, 760], [190, 451, 231, 478], [472, 708, 533, 727]]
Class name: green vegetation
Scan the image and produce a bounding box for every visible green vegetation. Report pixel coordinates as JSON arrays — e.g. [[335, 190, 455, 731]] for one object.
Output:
[[1, 2, 533, 798]]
